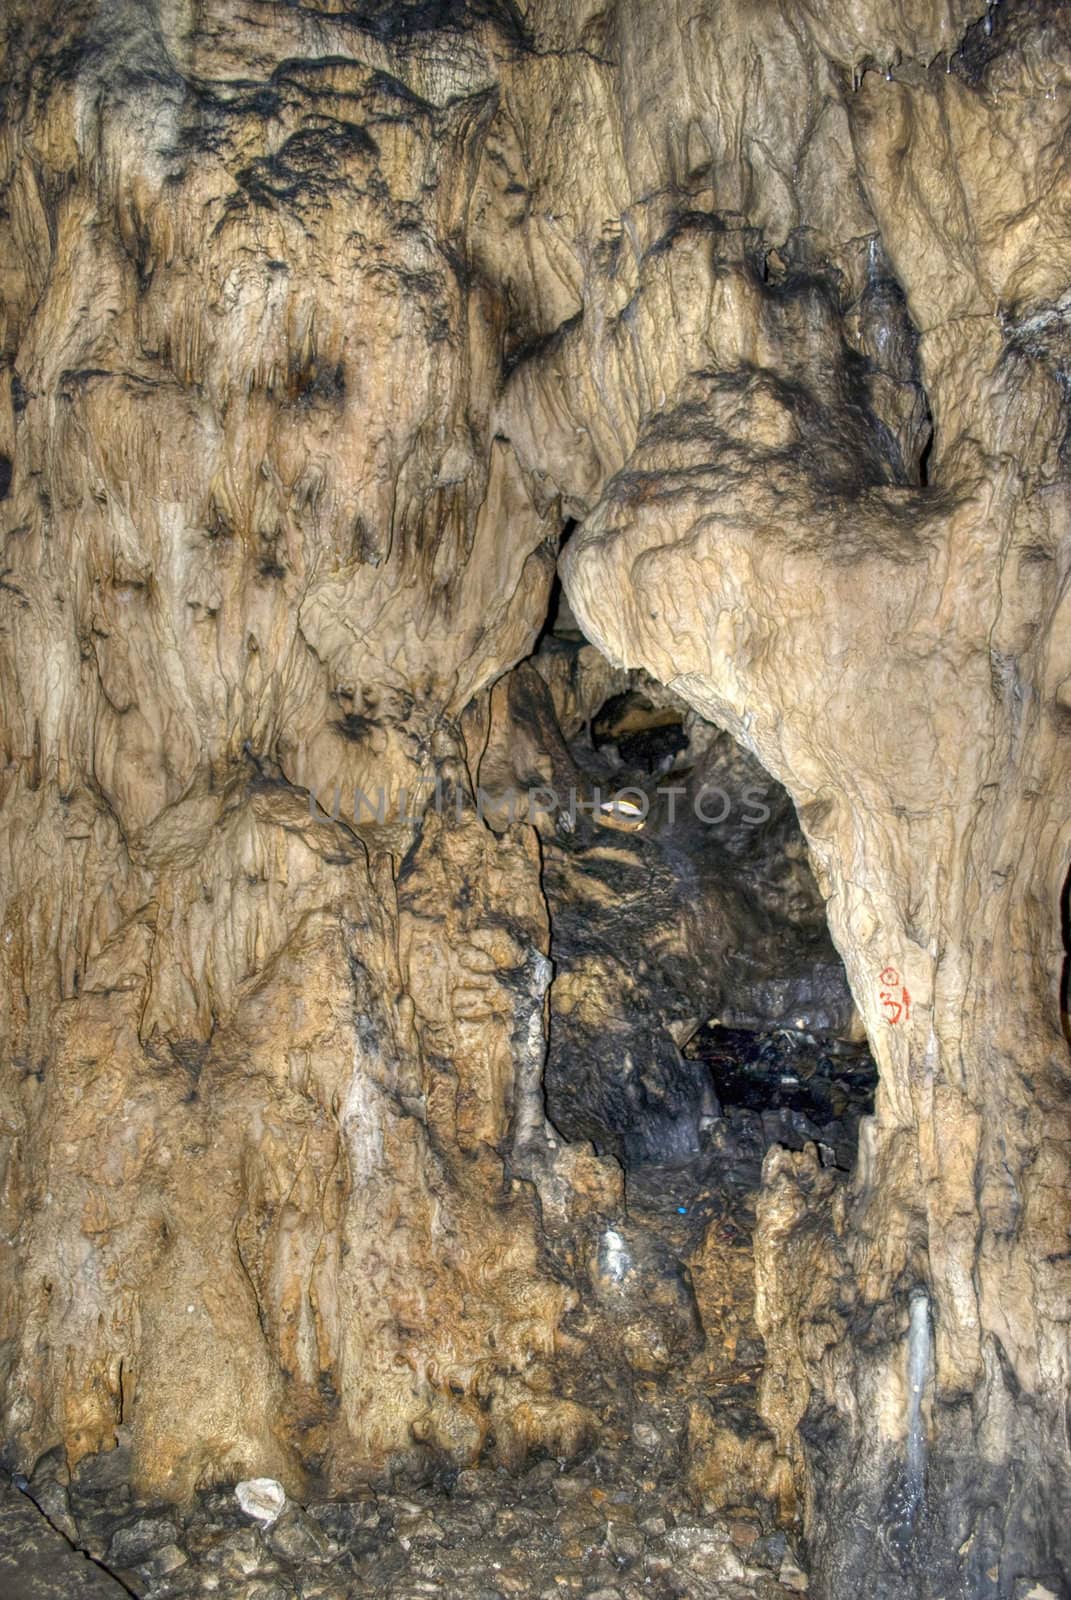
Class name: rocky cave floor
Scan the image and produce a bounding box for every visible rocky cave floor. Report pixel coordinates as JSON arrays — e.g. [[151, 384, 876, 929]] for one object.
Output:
[[3, 1444, 808, 1600], [1, 1036, 874, 1600]]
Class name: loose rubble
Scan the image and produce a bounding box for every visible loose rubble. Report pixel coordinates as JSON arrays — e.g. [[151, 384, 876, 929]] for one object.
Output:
[[8, 1452, 809, 1600]]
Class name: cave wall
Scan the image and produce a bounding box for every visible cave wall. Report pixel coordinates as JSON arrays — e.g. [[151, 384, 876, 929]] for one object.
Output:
[[0, 0, 1068, 1593], [0, 0, 582, 1497], [548, 2, 1071, 1592]]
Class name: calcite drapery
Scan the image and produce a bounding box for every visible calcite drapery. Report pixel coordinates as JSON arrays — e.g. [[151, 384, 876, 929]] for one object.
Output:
[[0, 0, 571, 1496]]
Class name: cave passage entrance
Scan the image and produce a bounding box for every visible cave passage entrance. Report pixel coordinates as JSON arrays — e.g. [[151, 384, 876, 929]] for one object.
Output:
[[510, 585, 877, 1183], [485, 591, 880, 1447]]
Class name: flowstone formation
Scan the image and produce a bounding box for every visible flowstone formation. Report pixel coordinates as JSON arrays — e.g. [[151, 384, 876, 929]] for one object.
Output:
[[551, 5, 1071, 1596], [0, 0, 1068, 1597]]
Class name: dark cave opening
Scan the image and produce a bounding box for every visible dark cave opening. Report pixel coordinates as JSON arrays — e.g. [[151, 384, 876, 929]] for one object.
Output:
[[917, 417, 934, 487], [493, 608, 881, 1569], [505, 594, 878, 1183], [1056, 864, 1062, 1049]]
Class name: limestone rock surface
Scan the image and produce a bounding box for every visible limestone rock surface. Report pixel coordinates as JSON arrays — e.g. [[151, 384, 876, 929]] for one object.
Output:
[[0, 0, 1068, 1596]]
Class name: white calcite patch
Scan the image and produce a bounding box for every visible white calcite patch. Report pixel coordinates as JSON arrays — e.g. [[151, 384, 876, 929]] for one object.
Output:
[[234, 1479, 287, 1526]]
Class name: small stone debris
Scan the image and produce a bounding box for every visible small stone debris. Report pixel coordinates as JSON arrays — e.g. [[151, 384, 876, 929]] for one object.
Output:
[[779, 1554, 809, 1592], [106, 1514, 181, 1569], [3, 1457, 812, 1600]]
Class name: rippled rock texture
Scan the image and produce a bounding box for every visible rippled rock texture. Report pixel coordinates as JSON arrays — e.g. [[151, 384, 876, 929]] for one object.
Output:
[[0, 0, 1068, 1596]]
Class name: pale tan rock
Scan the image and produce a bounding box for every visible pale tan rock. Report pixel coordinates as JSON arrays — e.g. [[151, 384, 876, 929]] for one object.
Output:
[[546, 2, 1071, 1580], [686, 1401, 797, 1526]]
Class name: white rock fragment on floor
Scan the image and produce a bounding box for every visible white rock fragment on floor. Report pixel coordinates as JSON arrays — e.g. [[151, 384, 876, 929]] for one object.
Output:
[[234, 1477, 287, 1526], [779, 1553, 809, 1591]]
